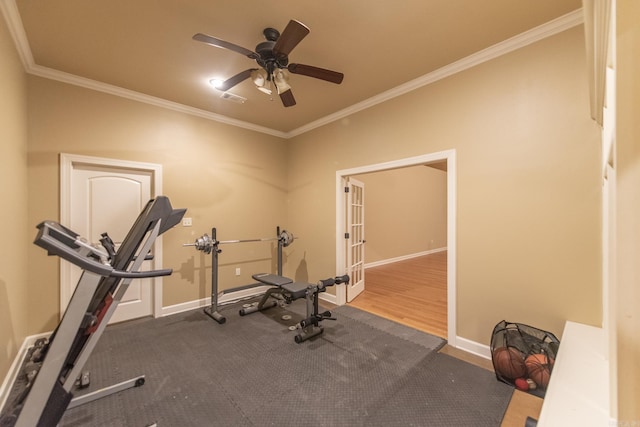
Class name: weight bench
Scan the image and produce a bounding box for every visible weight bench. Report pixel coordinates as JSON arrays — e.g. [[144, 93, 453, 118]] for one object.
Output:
[[240, 273, 350, 343]]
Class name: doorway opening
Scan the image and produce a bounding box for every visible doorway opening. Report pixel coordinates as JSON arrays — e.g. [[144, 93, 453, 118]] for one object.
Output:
[[335, 150, 457, 346]]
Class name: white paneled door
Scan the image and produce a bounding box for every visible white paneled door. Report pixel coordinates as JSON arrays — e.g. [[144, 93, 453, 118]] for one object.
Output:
[[346, 177, 365, 302], [60, 154, 161, 323]]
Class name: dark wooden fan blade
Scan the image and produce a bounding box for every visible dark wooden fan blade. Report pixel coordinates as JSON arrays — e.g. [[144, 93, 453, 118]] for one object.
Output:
[[288, 63, 344, 84], [218, 69, 257, 91], [193, 33, 259, 59], [279, 89, 296, 107], [273, 20, 310, 58]]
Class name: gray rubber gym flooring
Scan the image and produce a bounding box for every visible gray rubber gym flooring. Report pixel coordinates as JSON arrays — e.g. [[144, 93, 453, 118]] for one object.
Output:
[[58, 301, 512, 426]]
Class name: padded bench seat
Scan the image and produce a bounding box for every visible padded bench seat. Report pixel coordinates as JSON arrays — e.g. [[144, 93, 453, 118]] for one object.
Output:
[[252, 273, 293, 286], [252, 273, 309, 300], [281, 282, 311, 300]]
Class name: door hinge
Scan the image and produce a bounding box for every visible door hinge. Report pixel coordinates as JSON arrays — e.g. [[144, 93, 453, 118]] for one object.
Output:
[[344, 232, 350, 239], [344, 186, 349, 193]]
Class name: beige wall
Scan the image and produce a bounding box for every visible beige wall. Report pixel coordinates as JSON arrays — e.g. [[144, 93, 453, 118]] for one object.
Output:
[[286, 26, 602, 344], [615, 0, 640, 420], [355, 166, 447, 264], [1, 18, 605, 383], [26, 76, 288, 333], [0, 16, 29, 379]]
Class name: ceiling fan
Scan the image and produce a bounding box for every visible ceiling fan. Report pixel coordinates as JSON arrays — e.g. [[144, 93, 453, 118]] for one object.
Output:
[[193, 20, 344, 107]]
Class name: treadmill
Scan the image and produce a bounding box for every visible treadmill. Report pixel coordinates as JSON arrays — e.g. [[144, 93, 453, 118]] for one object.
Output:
[[0, 196, 185, 427]]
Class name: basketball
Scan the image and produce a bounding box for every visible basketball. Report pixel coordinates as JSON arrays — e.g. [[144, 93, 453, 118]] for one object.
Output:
[[492, 346, 526, 380], [525, 353, 554, 389]]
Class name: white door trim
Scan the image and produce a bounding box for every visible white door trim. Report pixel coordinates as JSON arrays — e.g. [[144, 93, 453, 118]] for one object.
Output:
[[59, 153, 163, 319], [335, 150, 457, 346]]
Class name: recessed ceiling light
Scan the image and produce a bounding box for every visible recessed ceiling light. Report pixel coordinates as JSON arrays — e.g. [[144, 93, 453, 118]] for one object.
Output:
[[209, 78, 224, 89]]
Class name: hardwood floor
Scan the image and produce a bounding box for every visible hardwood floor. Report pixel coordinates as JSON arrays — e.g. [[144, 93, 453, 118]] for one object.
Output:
[[346, 251, 542, 426], [348, 251, 448, 338]]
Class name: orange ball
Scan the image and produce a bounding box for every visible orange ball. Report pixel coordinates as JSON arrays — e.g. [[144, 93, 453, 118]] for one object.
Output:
[[525, 353, 555, 389], [493, 346, 526, 380]]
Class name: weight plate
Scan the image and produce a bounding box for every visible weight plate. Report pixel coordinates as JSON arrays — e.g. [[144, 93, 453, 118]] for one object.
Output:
[[280, 230, 294, 247]]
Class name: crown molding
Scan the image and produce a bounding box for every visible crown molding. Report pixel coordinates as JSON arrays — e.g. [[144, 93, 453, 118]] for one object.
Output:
[[2, 1, 583, 140], [0, 0, 34, 67], [27, 64, 289, 138], [286, 8, 584, 138], [0, 0, 287, 138]]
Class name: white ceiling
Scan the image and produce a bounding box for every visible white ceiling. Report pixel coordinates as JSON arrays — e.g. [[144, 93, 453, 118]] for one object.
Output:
[[3, 0, 583, 137]]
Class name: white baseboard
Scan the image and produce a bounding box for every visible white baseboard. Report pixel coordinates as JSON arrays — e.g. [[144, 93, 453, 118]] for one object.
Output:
[[454, 335, 492, 360], [162, 285, 340, 316], [319, 291, 337, 305], [364, 247, 447, 269], [0, 331, 51, 412], [160, 285, 273, 317], [161, 279, 350, 317]]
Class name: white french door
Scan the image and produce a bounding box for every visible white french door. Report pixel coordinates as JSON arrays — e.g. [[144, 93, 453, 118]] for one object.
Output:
[[60, 154, 162, 323], [346, 177, 365, 302]]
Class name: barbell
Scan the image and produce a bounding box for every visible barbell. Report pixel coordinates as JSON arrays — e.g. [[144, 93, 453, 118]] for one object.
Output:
[[184, 229, 296, 254]]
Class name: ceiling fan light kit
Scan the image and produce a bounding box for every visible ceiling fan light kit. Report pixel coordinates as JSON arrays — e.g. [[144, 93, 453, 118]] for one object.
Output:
[[193, 19, 344, 107], [273, 69, 291, 94], [250, 69, 271, 94]]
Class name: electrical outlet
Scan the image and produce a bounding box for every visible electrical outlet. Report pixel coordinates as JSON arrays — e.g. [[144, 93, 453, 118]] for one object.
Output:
[[182, 217, 192, 227], [235, 267, 241, 276]]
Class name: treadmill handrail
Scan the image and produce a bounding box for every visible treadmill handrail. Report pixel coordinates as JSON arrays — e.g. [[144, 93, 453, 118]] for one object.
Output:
[[109, 268, 172, 279]]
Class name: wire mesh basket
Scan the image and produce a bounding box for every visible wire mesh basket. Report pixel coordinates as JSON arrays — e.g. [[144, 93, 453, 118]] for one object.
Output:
[[490, 320, 560, 397]]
